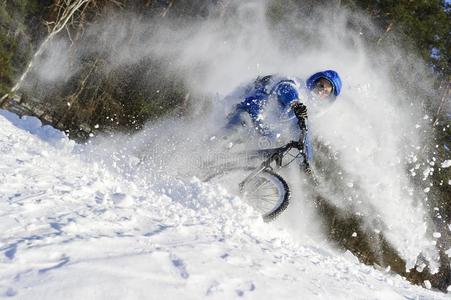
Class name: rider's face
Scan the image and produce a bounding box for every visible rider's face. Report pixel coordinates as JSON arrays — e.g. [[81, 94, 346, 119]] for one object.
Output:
[[313, 78, 333, 99]]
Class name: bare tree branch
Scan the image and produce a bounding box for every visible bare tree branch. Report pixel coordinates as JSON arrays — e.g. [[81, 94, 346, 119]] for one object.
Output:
[[0, 0, 92, 107], [376, 22, 393, 45], [432, 79, 450, 128], [161, 0, 174, 17]]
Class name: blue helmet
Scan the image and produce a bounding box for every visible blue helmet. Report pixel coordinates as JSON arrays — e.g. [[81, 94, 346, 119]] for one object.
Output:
[[306, 70, 342, 98]]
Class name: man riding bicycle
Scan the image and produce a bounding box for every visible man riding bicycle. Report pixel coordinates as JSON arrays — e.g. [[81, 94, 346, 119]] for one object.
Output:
[[206, 70, 342, 220], [225, 70, 342, 163]]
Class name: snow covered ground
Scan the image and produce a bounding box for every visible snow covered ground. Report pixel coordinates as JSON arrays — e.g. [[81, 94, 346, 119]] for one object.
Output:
[[0, 110, 448, 299]]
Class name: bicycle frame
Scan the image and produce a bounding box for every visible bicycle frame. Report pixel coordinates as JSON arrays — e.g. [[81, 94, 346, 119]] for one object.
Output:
[[238, 127, 309, 191]]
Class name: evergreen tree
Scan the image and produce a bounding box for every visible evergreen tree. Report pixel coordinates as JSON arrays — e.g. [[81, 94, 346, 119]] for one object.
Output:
[[341, 0, 450, 76]]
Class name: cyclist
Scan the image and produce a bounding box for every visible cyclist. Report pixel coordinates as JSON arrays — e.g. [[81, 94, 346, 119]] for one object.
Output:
[[225, 70, 342, 162]]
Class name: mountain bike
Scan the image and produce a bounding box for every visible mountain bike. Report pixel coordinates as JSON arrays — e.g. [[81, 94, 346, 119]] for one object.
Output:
[[204, 106, 314, 222]]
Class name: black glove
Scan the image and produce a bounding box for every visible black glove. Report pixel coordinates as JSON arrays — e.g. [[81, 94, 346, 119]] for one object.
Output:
[[291, 101, 308, 120]]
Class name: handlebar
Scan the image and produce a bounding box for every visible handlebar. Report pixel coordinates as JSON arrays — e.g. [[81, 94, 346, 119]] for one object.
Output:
[[236, 112, 314, 188], [257, 105, 310, 170], [239, 106, 315, 187]]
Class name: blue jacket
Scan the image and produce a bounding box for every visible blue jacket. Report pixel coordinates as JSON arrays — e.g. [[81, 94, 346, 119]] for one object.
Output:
[[235, 75, 301, 131]]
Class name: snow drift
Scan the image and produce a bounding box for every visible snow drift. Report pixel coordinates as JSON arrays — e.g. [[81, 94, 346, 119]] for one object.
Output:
[[1, 109, 449, 299]]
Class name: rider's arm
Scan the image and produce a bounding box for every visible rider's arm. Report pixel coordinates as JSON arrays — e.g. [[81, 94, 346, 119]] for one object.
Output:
[[274, 81, 300, 106], [291, 101, 312, 161], [249, 81, 301, 139]]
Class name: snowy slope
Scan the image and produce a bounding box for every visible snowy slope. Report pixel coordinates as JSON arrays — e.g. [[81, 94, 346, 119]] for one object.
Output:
[[0, 110, 448, 300]]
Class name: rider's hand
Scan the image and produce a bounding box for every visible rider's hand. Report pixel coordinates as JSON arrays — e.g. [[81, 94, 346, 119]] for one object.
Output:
[[291, 101, 308, 120]]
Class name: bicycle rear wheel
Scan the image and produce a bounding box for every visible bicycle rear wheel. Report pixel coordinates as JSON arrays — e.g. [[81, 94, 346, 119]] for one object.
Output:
[[205, 167, 290, 221]]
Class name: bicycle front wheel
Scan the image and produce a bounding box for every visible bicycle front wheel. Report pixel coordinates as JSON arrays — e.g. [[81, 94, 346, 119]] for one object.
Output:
[[205, 167, 290, 221]]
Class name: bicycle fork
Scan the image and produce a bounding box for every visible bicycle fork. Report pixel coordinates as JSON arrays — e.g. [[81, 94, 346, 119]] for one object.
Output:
[[238, 153, 282, 192]]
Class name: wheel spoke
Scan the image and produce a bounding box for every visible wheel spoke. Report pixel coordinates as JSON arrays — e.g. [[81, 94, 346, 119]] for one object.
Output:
[[255, 191, 278, 197], [260, 197, 277, 206], [259, 195, 278, 203], [246, 192, 277, 200], [252, 179, 270, 192]]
